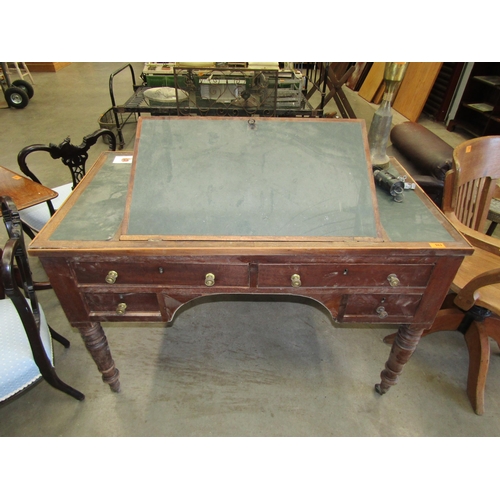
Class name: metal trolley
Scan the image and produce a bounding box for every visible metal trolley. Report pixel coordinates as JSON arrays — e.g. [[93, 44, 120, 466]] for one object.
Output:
[[1, 62, 35, 109], [105, 63, 338, 149]]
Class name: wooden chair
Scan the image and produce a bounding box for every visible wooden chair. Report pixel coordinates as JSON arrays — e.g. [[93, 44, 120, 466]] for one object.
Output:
[[384, 135, 500, 415], [0, 196, 84, 403], [17, 128, 116, 238]]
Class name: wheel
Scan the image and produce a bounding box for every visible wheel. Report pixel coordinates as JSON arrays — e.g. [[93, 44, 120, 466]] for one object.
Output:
[[11, 79, 34, 99], [4, 86, 30, 109]]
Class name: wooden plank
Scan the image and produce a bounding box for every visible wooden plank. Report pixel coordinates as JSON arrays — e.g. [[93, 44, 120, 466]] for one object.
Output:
[[26, 62, 71, 72], [346, 62, 369, 90], [358, 62, 385, 102], [373, 82, 386, 104], [393, 62, 443, 122]]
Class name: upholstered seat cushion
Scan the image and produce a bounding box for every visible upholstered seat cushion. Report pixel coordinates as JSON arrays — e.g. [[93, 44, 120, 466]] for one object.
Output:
[[0, 299, 53, 402], [19, 182, 73, 232]]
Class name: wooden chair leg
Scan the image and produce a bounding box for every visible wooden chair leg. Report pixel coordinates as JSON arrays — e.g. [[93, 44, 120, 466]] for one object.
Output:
[[39, 364, 85, 401], [28, 328, 85, 401], [464, 316, 500, 415], [48, 325, 70, 348], [486, 221, 498, 236], [464, 322, 490, 415]]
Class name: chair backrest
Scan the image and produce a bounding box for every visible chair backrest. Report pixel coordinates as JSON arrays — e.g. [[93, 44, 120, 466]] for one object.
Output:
[[1, 195, 85, 402], [1, 196, 40, 325], [442, 136, 500, 232], [17, 128, 116, 215]]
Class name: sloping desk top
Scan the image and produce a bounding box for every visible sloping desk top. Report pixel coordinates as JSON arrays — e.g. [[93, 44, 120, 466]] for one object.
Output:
[[122, 117, 382, 241]]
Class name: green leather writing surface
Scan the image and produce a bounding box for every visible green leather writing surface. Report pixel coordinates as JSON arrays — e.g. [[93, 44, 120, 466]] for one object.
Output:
[[377, 164, 454, 242], [51, 156, 132, 241], [377, 189, 454, 242], [48, 128, 455, 244], [125, 118, 380, 238]]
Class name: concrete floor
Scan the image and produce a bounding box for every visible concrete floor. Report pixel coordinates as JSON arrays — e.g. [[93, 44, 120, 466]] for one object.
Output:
[[1, 62, 499, 437]]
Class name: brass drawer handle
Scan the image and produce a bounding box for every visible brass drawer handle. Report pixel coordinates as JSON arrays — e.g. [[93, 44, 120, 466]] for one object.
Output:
[[105, 270, 118, 284], [291, 274, 301, 287], [376, 306, 388, 319], [205, 273, 215, 287], [387, 274, 400, 287], [116, 302, 127, 315]]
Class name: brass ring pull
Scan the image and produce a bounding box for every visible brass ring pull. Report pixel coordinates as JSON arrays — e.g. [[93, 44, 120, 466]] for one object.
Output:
[[376, 306, 388, 319], [291, 274, 301, 287], [116, 302, 127, 315], [205, 273, 215, 287], [105, 270, 118, 284], [387, 274, 400, 287]]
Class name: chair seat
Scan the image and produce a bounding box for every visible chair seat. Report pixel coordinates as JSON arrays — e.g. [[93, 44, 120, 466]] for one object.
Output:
[[0, 299, 53, 402], [18, 182, 73, 232]]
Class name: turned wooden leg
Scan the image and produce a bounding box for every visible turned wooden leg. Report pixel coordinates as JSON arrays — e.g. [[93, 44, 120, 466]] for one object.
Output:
[[383, 304, 464, 345], [376, 324, 424, 395], [78, 322, 120, 392]]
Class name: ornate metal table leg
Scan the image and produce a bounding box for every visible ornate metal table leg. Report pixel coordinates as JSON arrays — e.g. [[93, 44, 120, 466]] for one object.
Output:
[[78, 322, 120, 392], [375, 324, 424, 395]]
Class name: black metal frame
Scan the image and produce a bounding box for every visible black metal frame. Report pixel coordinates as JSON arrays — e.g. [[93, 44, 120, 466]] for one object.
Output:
[[108, 63, 323, 149]]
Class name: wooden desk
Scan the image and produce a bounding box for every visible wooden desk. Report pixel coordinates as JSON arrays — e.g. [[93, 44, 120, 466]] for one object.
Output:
[[29, 117, 473, 397], [0, 165, 57, 210]]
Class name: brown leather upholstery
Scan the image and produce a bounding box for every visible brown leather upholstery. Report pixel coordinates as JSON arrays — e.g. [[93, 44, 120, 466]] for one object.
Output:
[[386, 122, 453, 207]]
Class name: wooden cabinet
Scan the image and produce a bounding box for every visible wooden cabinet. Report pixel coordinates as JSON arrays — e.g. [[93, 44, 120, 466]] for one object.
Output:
[[448, 63, 500, 137]]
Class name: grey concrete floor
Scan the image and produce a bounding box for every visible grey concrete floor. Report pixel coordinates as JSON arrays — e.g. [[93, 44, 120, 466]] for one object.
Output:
[[1, 63, 499, 437]]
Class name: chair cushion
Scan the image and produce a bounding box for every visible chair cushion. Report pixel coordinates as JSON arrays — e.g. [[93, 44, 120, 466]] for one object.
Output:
[[0, 299, 53, 402], [19, 182, 73, 232]]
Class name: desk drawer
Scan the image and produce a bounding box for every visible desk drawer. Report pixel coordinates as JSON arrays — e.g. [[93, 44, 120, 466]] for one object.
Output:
[[83, 292, 160, 315], [342, 293, 422, 321], [257, 264, 433, 288], [74, 262, 250, 287]]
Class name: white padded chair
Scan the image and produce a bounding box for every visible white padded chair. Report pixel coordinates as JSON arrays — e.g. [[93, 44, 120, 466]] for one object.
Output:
[[0, 195, 84, 403], [17, 128, 116, 238], [0, 299, 53, 402], [19, 183, 73, 236]]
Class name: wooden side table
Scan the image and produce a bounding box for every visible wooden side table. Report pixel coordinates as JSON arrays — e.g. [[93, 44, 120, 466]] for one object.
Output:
[[0, 165, 57, 210]]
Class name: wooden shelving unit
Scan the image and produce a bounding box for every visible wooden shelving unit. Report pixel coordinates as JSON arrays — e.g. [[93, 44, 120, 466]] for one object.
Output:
[[448, 63, 500, 137]]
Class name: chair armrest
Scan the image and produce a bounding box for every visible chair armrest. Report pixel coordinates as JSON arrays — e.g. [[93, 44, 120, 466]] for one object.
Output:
[[455, 267, 500, 311], [390, 122, 453, 180]]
